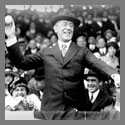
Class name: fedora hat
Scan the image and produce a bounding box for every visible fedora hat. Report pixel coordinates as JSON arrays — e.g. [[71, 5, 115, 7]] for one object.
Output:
[[84, 70, 102, 81], [104, 29, 115, 37], [51, 9, 80, 27]]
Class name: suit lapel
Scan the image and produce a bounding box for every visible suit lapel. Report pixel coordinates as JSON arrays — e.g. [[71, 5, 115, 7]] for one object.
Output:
[[51, 43, 64, 65], [92, 90, 105, 110], [63, 42, 80, 66]]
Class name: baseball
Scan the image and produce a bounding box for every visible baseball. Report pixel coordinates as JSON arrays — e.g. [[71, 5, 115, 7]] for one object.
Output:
[[5, 15, 13, 24]]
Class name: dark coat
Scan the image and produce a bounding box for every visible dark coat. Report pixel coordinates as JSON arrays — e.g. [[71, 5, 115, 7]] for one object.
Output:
[[102, 19, 117, 36], [83, 89, 114, 111], [7, 42, 117, 111]]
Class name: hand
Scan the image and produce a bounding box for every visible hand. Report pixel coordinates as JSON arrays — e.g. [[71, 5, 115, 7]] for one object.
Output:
[[14, 96, 24, 106], [111, 74, 120, 88], [5, 15, 16, 38], [102, 105, 114, 112]]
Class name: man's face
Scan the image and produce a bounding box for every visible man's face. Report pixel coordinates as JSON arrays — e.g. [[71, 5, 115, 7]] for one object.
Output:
[[12, 86, 27, 98], [34, 80, 45, 91], [105, 32, 112, 40], [97, 38, 106, 48], [77, 36, 87, 47], [29, 40, 37, 49], [86, 76, 100, 93], [54, 20, 74, 42]]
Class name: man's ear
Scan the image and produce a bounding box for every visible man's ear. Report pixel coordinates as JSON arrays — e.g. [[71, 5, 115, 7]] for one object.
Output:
[[99, 81, 103, 86], [53, 23, 58, 33]]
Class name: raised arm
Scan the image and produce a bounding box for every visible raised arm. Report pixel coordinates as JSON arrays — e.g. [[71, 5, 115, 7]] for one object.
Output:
[[5, 15, 44, 70], [84, 47, 120, 87]]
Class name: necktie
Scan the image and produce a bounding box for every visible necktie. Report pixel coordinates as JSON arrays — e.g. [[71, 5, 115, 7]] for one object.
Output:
[[90, 93, 94, 103], [61, 44, 67, 57]]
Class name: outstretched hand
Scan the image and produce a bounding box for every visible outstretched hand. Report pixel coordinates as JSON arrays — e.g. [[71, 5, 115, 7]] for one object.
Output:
[[5, 15, 16, 38]]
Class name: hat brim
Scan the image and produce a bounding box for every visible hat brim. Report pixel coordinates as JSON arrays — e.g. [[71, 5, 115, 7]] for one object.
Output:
[[51, 15, 80, 27], [84, 74, 100, 80], [9, 84, 29, 95], [5, 71, 18, 77], [84, 74, 105, 82], [104, 30, 115, 37]]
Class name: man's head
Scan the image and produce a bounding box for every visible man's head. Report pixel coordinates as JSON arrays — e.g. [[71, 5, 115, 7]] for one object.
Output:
[[85, 70, 102, 93], [53, 20, 74, 42], [76, 36, 87, 47], [104, 29, 115, 40], [97, 38, 106, 48], [51, 9, 80, 42], [29, 39, 37, 49]]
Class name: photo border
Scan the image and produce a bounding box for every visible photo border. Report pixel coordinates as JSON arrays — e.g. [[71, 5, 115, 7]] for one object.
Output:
[[0, 0, 123, 125]]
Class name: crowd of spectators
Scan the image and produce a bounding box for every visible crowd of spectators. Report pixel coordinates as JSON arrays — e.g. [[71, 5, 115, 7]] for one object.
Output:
[[5, 5, 120, 112]]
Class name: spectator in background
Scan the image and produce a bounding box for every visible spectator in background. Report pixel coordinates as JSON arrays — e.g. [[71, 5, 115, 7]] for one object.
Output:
[[22, 14, 30, 38], [28, 68, 45, 101], [18, 37, 28, 55], [24, 39, 41, 83], [40, 38, 51, 50], [90, 14, 103, 37], [108, 13, 119, 33], [26, 22, 37, 41], [49, 33, 58, 47], [5, 77, 41, 111], [25, 39, 40, 55], [104, 29, 117, 43], [35, 33, 45, 49], [101, 10, 117, 35], [87, 36, 98, 53], [84, 13, 94, 36], [101, 42, 119, 72], [76, 35, 87, 47], [83, 70, 115, 111], [96, 37, 107, 56], [5, 65, 19, 96], [47, 30, 54, 38]]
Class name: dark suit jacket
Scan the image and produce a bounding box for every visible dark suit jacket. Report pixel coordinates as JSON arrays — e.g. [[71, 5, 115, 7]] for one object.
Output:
[[7, 42, 117, 111], [102, 19, 117, 36], [89, 21, 103, 37], [83, 89, 114, 111]]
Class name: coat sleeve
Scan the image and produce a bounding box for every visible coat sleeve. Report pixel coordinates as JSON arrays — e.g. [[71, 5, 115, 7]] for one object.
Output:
[[83, 47, 118, 79], [7, 42, 44, 70]]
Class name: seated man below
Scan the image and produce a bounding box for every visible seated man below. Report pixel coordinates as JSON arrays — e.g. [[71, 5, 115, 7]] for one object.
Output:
[[83, 70, 115, 111], [5, 77, 41, 111]]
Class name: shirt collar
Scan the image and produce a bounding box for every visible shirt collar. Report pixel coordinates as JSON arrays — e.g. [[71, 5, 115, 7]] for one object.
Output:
[[89, 89, 100, 102], [58, 40, 72, 51]]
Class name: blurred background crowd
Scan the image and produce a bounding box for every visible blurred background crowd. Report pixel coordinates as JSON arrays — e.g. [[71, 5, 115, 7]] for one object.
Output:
[[5, 5, 120, 112]]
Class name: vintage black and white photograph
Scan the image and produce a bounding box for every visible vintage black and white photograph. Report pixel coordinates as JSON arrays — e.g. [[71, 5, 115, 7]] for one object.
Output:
[[5, 5, 120, 120]]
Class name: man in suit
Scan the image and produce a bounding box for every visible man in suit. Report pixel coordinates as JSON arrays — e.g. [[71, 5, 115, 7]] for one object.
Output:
[[83, 70, 114, 111], [5, 9, 120, 113]]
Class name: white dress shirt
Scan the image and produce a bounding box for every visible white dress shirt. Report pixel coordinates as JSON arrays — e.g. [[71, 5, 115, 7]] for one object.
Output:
[[99, 47, 107, 55], [89, 89, 100, 103], [58, 40, 71, 56]]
